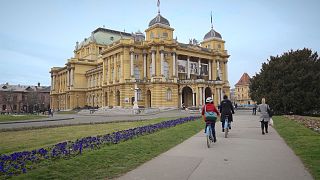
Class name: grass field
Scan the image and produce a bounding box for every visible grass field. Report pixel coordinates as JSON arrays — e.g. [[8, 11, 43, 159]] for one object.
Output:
[[273, 116, 320, 180], [8, 118, 203, 179], [0, 115, 47, 123], [0, 117, 182, 154]]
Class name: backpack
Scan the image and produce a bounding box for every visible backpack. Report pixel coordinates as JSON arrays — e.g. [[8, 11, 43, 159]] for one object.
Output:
[[204, 105, 217, 122]]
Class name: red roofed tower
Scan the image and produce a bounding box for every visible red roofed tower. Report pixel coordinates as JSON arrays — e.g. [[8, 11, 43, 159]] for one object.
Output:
[[235, 73, 254, 106]]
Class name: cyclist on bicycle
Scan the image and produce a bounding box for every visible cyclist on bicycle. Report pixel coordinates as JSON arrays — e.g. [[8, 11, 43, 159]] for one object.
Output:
[[202, 97, 220, 142], [219, 95, 235, 132]]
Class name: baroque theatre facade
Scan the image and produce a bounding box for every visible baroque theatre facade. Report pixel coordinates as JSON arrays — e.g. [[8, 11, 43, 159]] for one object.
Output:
[[50, 11, 230, 110]]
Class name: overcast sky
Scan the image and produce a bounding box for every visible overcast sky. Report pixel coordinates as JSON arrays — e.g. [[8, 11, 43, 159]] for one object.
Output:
[[0, 0, 319, 88]]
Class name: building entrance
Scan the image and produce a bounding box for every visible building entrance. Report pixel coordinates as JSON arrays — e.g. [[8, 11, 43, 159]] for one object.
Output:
[[182, 86, 193, 107]]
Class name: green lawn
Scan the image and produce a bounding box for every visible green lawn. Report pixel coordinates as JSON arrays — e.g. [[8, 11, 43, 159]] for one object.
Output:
[[273, 116, 320, 180], [0, 115, 47, 122], [0, 117, 181, 154], [11, 118, 203, 179]]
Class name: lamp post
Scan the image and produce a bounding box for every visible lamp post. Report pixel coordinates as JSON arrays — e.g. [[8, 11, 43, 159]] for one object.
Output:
[[133, 83, 139, 114]]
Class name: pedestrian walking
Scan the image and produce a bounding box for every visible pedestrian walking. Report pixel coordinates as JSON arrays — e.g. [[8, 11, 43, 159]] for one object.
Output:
[[257, 98, 271, 135], [252, 103, 257, 115]]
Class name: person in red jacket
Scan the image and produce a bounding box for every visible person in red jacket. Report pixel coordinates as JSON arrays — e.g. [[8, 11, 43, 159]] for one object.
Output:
[[202, 97, 220, 142]]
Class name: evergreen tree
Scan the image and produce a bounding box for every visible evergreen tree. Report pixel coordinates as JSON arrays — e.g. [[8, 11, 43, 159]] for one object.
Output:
[[250, 48, 320, 115]]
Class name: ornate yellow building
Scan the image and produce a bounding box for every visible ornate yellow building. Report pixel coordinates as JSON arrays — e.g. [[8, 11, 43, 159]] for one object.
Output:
[[50, 9, 230, 110], [235, 73, 254, 105]]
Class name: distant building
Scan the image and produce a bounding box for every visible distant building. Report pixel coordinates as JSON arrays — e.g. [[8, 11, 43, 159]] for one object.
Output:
[[235, 73, 254, 105], [0, 83, 50, 114], [50, 4, 231, 110], [230, 88, 236, 104]]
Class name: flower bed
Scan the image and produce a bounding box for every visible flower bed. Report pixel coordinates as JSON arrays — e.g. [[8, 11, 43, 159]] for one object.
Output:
[[284, 115, 320, 133], [0, 116, 200, 177]]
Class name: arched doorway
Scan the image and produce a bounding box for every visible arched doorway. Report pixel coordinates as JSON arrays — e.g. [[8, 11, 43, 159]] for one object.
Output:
[[146, 90, 151, 108], [182, 86, 193, 107], [205, 87, 212, 100], [116, 90, 120, 106]]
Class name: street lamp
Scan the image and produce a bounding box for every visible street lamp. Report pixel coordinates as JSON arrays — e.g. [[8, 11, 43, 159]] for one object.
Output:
[[133, 84, 139, 114]]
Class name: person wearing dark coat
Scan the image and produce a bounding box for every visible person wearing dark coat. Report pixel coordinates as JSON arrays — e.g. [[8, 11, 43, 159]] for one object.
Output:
[[219, 95, 235, 132]]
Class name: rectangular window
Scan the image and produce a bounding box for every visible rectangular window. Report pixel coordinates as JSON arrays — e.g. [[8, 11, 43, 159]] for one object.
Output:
[[163, 32, 168, 38], [2, 105, 6, 111], [13, 105, 17, 110], [99, 47, 102, 54]]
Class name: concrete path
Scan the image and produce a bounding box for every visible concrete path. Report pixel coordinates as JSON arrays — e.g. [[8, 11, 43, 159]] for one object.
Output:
[[117, 110, 313, 180], [0, 110, 195, 130]]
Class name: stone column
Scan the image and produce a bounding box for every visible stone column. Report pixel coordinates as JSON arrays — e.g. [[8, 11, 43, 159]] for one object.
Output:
[[180, 92, 183, 108], [70, 69, 74, 86], [192, 93, 195, 106], [102, 60, 105, 84], [209, 60, 212, 80], [198, 58, 201, 76], [172, 52, 176, 77], [113, 55, 117, 83], [52, 76, 55, 90], [151, 50, 156, 76], [199, 87, 202, 106], [203, 87, 206, 104], [217, 60, 222, 80], [225, 61, 228, 82], [107, 57, 111, 85], [67, 70, 70, 87], [98, 73, 101, 87], [120, 54, 124, 83], [160, 50, 164, 76], [87, 76, 89, 88], [187, 56, 190, 79], [143, 51, 147, 79], [130, 52, 134, 77]]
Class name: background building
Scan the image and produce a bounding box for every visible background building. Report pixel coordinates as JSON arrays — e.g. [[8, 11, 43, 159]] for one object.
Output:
[[50, 8, 231, 110], [234, 73, 254, 106], [0, 83, 50, 114]]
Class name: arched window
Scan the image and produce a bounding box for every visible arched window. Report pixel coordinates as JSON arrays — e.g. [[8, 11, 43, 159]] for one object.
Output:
[[137, 89, 142, 101], [166, 88, 172, 101], [163, 61, 169, 78], [150, 32, 154, 39], [134, 66, 140, 80]]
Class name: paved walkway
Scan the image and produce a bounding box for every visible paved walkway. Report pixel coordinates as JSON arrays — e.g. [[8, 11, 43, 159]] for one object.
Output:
[[0, 110, 195, 130], [117, 110, 313, 180]]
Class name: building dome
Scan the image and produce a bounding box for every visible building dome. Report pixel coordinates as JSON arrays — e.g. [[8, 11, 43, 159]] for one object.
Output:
[[203, 28, 222, 40], [148, 13, 170, 27]]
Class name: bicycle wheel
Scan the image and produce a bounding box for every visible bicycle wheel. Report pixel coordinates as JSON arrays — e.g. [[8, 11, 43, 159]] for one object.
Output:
[[225, 127, 228, 138], [224, 119, 229, 138], [206, 126, 212, 148]]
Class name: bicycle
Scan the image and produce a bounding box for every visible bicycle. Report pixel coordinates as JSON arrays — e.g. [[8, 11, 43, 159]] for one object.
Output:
[[206, 123, 215, 148], [223, 115, 231, 138]]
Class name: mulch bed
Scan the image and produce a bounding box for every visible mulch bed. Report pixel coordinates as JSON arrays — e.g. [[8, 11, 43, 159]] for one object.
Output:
[[284, 115, 320, 133]]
